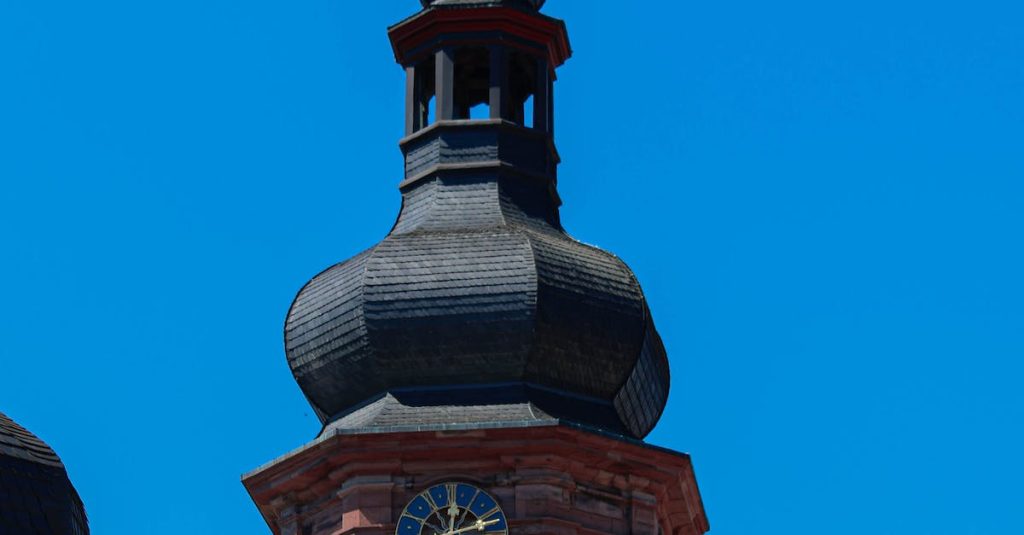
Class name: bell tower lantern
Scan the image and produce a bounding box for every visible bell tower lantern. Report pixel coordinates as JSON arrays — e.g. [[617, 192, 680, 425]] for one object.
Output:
[[389, 0, 569, 195], [394, 0, 565, 133]]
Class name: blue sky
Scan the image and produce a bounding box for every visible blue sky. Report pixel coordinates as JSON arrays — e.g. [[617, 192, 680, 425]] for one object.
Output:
[[1, 1, 1022, 533]]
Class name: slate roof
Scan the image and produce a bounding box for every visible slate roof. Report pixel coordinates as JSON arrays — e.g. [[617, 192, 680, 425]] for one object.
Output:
[[319, 383, 635, 436], [0, 412, 89, 535], [286, 172, 671, 439], [323, 393, 556, 433]]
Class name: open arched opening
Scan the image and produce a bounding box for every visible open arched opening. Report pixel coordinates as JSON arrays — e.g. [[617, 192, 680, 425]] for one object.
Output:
[[454, 46, 491, 120]]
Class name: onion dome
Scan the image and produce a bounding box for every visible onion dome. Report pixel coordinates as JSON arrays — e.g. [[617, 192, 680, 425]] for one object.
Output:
[[0, 412, 89, 535], [285, 1, 669, 439]]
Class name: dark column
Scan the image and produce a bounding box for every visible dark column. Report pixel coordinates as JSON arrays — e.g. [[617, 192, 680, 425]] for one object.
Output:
[[435, 48, 455, 121], [547, 75, 555, 135], [489, 46, 507, 120], [533, 59, 550, 132], [405, 65, 418, 135]]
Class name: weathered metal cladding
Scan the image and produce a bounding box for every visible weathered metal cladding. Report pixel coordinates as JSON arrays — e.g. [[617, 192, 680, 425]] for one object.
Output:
[[285, 173, 670, 438], [0, 412, 89, 535]]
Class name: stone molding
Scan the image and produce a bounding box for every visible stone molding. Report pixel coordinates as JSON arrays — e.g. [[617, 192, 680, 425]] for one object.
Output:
[[244, 424, 708, 535]]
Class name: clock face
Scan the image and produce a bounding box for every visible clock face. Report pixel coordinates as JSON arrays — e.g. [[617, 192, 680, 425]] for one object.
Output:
[[396, 483, 508, 535]]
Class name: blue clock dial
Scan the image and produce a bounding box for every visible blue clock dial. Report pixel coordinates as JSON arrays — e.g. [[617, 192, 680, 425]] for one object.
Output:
[[397, 483, 508, 535]]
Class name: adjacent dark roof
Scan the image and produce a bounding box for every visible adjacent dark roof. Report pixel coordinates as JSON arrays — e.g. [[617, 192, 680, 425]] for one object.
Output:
[[0, 412, 89, 535]]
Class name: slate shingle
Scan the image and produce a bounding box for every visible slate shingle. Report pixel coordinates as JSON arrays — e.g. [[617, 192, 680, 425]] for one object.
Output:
[[0, 412, 89, 535], [285, 171, 671, 439]]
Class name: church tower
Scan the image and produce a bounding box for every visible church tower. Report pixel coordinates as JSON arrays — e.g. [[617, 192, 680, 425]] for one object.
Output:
[[244, 2, 709, 534]]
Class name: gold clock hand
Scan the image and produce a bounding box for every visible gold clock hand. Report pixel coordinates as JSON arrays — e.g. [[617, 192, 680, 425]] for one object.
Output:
[[447, 518, 500, 535], [447, 503, 460, 533]]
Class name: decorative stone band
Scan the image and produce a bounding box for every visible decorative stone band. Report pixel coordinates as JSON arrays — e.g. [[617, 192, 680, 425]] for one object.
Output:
[[243, 423, 709, 535]]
